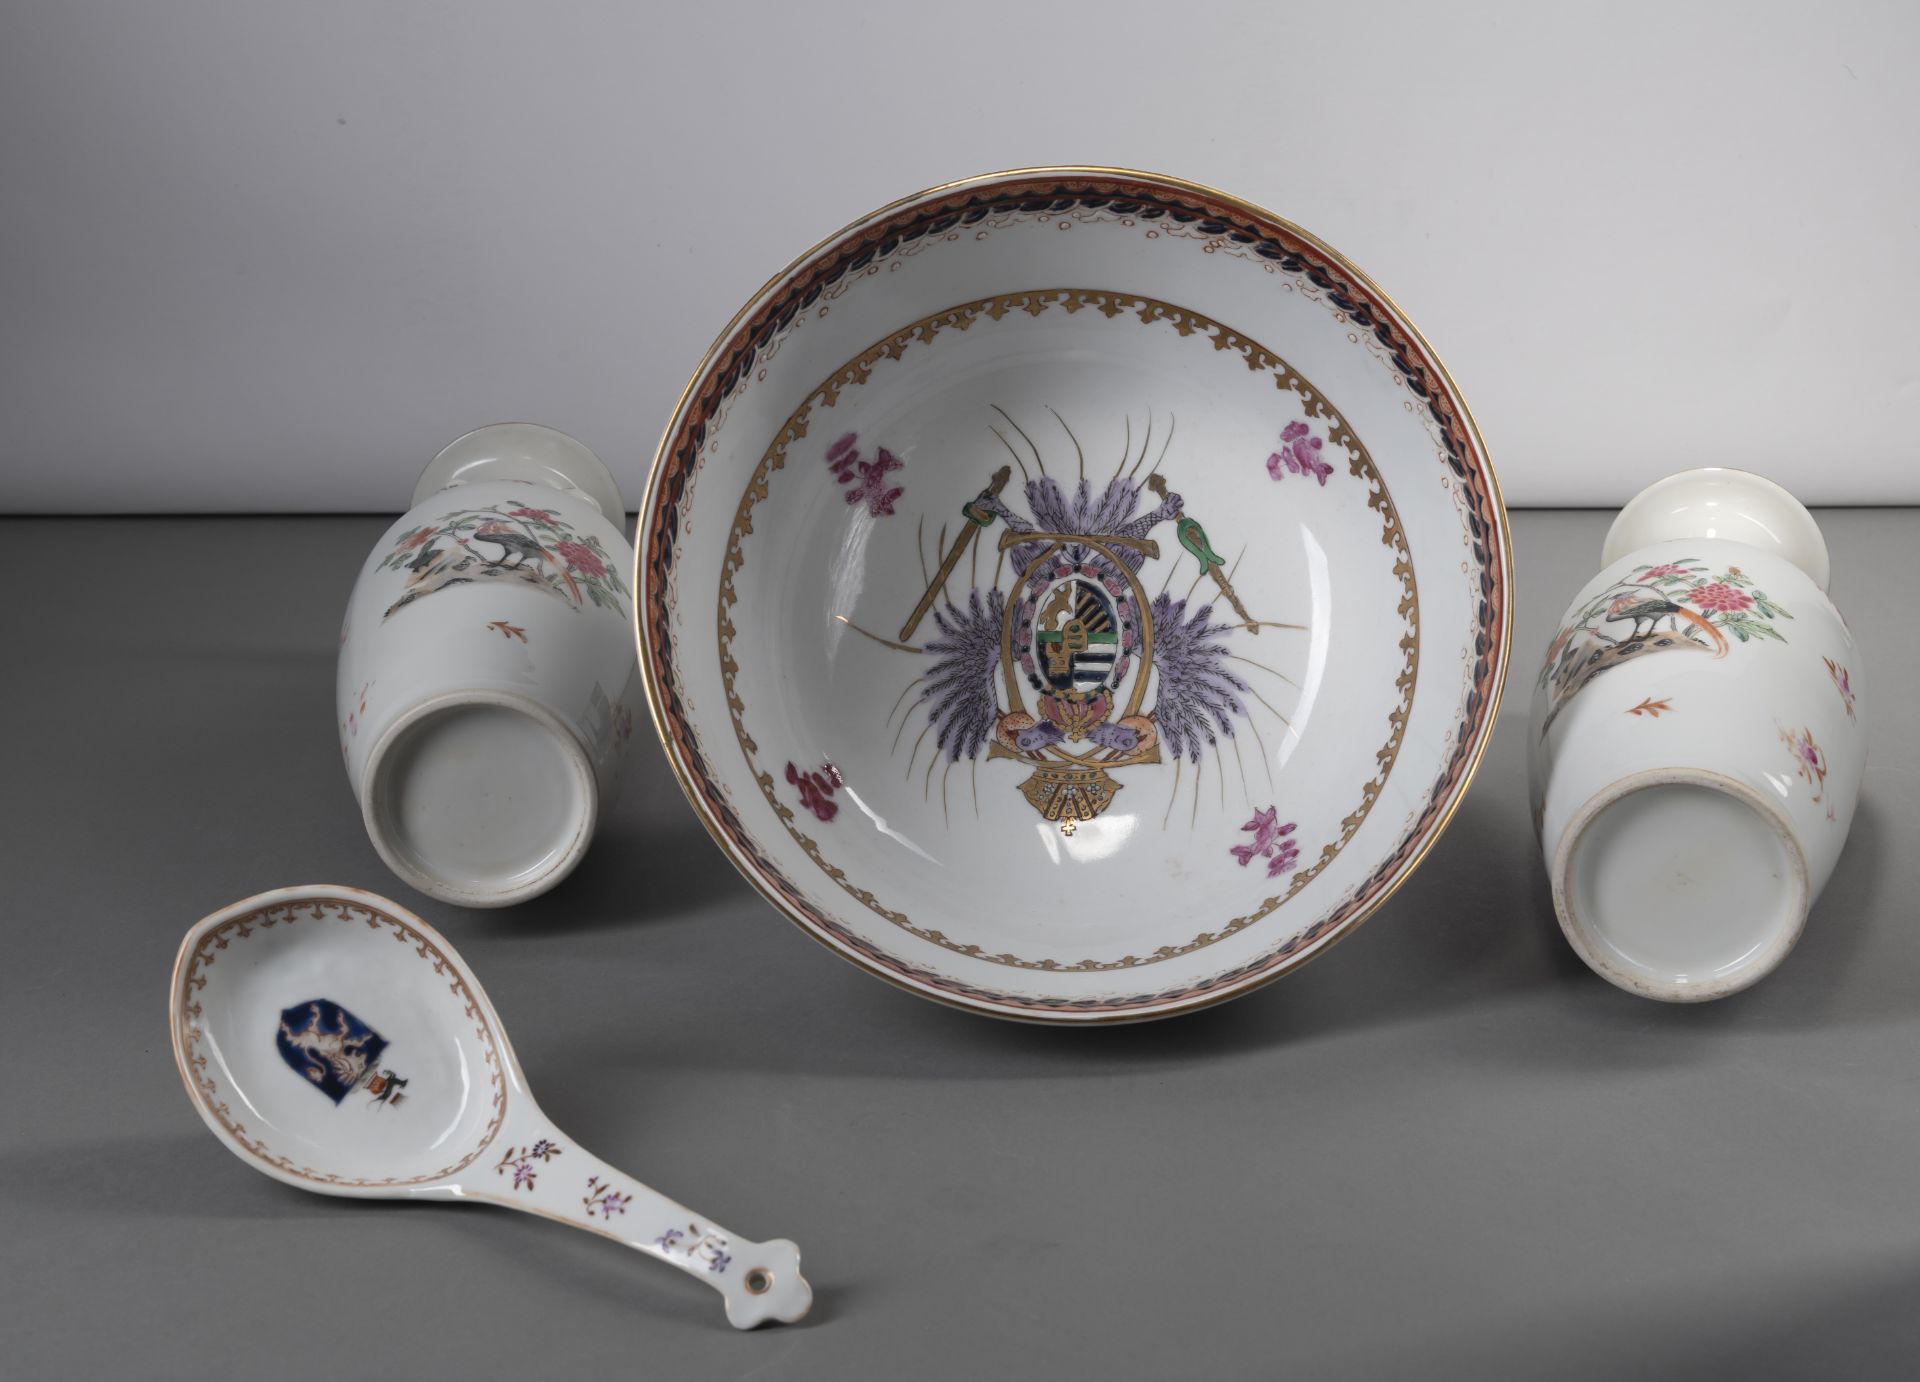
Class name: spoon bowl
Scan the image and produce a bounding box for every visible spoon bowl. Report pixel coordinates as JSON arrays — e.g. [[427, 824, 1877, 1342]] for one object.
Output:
[[171, 885, 812, 1329]]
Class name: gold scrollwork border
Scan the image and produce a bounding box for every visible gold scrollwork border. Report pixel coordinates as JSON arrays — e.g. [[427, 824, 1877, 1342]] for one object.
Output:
[[719, 288, 1418, 971]]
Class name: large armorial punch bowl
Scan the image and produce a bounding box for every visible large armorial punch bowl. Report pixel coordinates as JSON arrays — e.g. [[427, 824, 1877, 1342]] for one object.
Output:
[[636, 168, 1511, 1022]]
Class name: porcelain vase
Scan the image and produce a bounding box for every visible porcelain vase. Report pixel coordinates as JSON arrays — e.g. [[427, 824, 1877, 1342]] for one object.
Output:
[[337, 423, 639, 907], [1529, 469, 1865, 1000]]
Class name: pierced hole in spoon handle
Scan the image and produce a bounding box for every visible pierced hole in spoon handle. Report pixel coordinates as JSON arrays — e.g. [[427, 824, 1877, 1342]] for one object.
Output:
[[745, 1268, 773, 1295]]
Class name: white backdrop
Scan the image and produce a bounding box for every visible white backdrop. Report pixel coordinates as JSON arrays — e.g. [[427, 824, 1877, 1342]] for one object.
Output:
[[2, 0, 1915, 513]]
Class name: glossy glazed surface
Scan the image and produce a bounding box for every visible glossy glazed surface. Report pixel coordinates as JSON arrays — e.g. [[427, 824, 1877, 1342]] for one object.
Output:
[[169, 885, 812, 1328], [339, 426, 640, 906], [1602, 467, 1832, 593], [638, 170, 1511, 1020], [365, 694, 597, 900], [174, 887, 507, 1185], [1532, 478, 1866, 1000], [413, 421, 628, 526], [1557, 772, 1809, 998]]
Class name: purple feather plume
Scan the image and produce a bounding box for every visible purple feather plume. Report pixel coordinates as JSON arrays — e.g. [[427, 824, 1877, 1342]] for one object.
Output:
[[921, 588, 1005, 761], [1149, 594, 1248, 762], [988, 476, 1182, 576]]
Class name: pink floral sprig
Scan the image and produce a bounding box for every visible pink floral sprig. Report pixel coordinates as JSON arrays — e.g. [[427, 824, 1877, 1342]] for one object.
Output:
[[1266, 421, 1332, 486], [826, 432, 860, 484], [785, 760, 843, 822], [1779, 723, 1834, 820], [1826, 658, 1855, 721], [1231, 806, 1301, 878], [583, 1175, 631, 1220], [493, 1138, 563, 1191], [826, 432, 906, 516]]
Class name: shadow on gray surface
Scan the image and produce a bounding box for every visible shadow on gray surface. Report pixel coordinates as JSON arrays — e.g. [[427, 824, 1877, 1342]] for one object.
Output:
[[464, 817, 742, 935], [1661, 1250, 1920, 1379], [440, 1202, 762, 1327], [1484, 792, 1900, 1051], [950, 788, 1580, 1062], [1376, 1241, 1920, 1381], [1762, 792, 1897, 1025], [1402, 794, 1904, 1097], [555, 786, 1591, 1080], [556, 766, 1904, 1087], [0, 1132, 382, 1221], [382, 1203, 859, 1333], [7, 513, 1917, 1377], [0, 1128, 851, 1331]]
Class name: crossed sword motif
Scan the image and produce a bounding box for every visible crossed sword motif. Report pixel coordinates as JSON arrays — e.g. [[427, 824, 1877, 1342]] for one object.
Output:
[[898, 467, 1256, 642]]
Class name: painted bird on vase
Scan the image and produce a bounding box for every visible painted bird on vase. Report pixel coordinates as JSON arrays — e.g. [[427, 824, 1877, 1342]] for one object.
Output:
[[468, 521, 548, 568], [1601, 590, 1729, 656]]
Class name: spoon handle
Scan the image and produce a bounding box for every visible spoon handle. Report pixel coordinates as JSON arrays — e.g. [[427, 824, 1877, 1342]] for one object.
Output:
[[474, 1117, 811, 1329]]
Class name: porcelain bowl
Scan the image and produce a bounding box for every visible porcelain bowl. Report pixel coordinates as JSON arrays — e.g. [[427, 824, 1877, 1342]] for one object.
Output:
[[637, 169, 1511, 1021]]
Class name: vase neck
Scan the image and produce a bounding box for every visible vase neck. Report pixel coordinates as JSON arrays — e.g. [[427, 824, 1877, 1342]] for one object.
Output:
[[412, 423, 626, 522], [1602, 468, 1828, 591]]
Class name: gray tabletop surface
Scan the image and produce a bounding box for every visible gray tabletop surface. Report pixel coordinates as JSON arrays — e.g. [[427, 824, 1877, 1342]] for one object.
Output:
[[2, 509, 1915, 1380]]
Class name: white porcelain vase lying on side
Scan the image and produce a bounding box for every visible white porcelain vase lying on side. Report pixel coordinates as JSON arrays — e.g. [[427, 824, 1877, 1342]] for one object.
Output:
[[1529, 469, 1866, 1000], [338, 424, 640, 907]]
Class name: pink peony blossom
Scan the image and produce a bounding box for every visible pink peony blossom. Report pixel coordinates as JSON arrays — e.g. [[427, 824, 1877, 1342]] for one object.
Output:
[[1683, 582, 1752, 614], [554, 539, 606, 578]]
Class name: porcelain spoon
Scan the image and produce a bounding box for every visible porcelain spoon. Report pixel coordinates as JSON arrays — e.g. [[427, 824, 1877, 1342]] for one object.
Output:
[[169, 884, 811, 1329]]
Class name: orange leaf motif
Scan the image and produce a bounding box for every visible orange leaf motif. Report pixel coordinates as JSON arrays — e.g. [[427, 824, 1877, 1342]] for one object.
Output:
[[485, 620, 528, 643], [1625, 697, 1672, 718]]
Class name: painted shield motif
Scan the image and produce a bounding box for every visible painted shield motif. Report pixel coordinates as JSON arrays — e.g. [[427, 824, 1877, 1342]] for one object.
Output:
[[1033, 577, 1121, 694], [275, 998, 391, 1105]]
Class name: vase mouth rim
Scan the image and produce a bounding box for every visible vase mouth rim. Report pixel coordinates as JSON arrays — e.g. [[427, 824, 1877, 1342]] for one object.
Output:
[[1602, 466, 1829, 591], [413, 422, 627, 522]]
